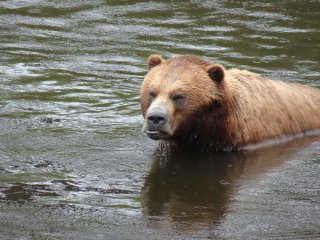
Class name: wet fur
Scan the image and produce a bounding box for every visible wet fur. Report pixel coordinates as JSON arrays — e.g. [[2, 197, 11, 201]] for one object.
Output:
[[140, 55, 320, 151], [226, 69, 320, 147]]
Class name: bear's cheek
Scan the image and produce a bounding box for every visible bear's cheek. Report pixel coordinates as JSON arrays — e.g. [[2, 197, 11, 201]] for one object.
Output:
[[139, 91, 152, 117], [171, 108, 196, 133], [141, 101, 151, 117]]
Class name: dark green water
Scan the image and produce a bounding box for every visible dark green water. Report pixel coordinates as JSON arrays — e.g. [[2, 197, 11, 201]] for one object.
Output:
[[0, 1, 319, 239]]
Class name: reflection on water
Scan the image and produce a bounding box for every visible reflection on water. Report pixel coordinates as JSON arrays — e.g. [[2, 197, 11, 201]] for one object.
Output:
[[0, 0, 320, 239], [142, 136, 320, 237], [142, 137, 318, 224], [142, 150, 243, 227]]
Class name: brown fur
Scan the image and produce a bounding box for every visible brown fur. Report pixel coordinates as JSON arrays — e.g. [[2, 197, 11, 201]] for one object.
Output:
[[140, 55, 320, 151]]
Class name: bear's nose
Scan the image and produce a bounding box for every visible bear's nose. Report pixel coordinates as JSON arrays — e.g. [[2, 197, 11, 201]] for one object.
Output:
[[147, 112, 167, 129]]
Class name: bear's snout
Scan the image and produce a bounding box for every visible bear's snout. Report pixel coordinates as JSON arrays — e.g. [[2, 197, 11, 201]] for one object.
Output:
[[142, 100, 173, 140], [147, 112, 167, 129]]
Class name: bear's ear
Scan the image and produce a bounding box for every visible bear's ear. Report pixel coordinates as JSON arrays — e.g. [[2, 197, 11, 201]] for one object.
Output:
[[207, 64, 225, 83], [148, 55, 165, 70]]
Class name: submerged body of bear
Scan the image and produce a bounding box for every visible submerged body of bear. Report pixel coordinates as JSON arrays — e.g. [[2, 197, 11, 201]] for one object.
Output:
[[140, 55, 320, 151]]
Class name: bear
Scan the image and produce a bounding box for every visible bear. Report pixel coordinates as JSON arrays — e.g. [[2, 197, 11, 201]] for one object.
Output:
[[140, 55, 320, 151]]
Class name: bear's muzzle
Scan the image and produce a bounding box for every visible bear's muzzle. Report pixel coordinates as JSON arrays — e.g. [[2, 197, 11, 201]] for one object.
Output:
[[142, 100, 173, 140]]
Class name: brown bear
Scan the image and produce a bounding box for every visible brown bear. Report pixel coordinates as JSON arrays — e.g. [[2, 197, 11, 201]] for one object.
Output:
[[140, 55, 320, 151]]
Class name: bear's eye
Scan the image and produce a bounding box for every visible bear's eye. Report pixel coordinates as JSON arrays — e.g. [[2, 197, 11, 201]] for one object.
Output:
[[172, 93, 185, 106], [148, 91, 157, 101]]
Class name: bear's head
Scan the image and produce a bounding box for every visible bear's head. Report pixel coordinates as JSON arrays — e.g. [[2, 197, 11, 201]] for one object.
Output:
[[140, 55, 227, 144]]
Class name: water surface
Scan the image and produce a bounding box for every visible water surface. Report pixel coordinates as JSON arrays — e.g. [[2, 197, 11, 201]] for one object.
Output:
[[0, 1, 319, 239]]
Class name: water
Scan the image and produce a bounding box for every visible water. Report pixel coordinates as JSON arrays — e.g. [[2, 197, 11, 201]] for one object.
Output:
[[0, 1, 319, 239]]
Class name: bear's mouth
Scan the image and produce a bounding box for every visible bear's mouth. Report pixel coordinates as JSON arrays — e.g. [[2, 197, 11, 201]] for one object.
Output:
[[146, 130, 169, 140]]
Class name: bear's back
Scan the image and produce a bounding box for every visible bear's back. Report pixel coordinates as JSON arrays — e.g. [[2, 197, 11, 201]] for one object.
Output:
[[225, 69, 320, 145]]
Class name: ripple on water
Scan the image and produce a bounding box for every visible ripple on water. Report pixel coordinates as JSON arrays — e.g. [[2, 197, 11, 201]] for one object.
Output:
[[0, 0, 320, 239]]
